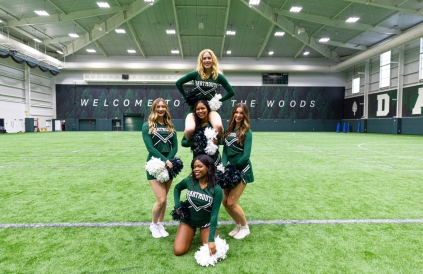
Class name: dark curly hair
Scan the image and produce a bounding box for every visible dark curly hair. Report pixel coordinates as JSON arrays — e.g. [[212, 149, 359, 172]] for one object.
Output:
[[193, 99, 211, 128], [190, 154, 219, 189]]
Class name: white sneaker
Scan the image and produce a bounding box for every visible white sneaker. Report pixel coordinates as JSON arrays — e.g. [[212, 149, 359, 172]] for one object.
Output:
[[149, 224, 162, 238], [234, 225, 250, 240], [157, 224, 169, 237], [228, 224, 241, 237]]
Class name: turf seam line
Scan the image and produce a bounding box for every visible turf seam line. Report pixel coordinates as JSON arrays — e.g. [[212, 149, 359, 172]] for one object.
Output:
[[2, 219, 423, 228]]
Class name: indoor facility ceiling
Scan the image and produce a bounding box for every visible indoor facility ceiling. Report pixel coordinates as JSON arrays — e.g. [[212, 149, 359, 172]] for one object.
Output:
[[0, 0, 423, 69]]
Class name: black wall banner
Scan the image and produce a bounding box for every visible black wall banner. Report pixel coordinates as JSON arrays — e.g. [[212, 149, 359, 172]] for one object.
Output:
[[343, 96, 364, 119], [403, 84, 423, 117], [56, 85, 345, 120]]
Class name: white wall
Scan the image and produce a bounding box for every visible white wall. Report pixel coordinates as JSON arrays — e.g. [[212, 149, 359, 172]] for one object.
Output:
[[0, 57, 56, 133]]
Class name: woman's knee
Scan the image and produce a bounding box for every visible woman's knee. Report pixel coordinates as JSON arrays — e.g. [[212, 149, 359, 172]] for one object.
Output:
[[156, 197, 167, 208], [226, 198, 237, 208], [174, 245, 188, 256]]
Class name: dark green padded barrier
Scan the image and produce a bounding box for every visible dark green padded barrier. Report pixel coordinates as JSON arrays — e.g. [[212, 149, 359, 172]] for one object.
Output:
[[65, 119, 79, 131], [25, 118, 34, 132], [95, 119, 112, 131], [366, 118, 398, 134], [401, 117, 423, 135]]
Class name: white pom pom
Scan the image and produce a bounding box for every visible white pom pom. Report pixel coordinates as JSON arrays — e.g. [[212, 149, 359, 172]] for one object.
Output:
[[204, 127, 218, 140], [204, 127, 219, 155], [208, 94, 222, 111], [205, 140, 218, 155], [216, 163, 224, 172], [194, 237, 229, 267], [145, 157, 165, 177], [156, 169, 170, 183]]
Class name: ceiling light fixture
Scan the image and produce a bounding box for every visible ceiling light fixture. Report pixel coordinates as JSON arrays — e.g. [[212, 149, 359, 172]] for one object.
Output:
[[57, 50, 64, 54], [290, 6, 302, 12], [171, 50, 179, 54], [0, 19, 3, 23], [249, 0, 260, 5], [115, 29, 126, 33], [227, 50, 232, 54], [34, 10, 49, 16], [346, 17, 360, 23], [319, 37, 330, 43], [68, 33, 79, 38], [86, 49, 96, 53], [268, 51, 274, 55], [274, 31, 285, 36], [127, 50, 136, 53], [303, 51, 310, 56], [226, 30, 236, 35], [166, 29, 176, 34], [144, 0, 154, 3], [297, 27, 305, 35], [198, 22, 204, 29], [33, 38, 42, 43], [97, 2, 110, 8]]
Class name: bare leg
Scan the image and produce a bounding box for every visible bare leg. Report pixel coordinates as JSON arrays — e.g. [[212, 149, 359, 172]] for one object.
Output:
[[209, 111, 223, 139], [222, 189, 241, 225], [200, 226, 219, 244], [222, 182, 247, 226], [184, 113, 195, 141], [149, 179, 170, 224], [174, 222, 196, 256], [157, 180, 172, 222]]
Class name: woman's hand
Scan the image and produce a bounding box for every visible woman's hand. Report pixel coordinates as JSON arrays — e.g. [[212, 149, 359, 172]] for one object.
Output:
[[165, 160, 173, 169], [208, 242, 216, 256]]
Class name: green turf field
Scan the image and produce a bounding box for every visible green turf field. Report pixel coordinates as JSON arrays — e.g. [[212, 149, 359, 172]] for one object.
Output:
[[1, 131, 422, 273]]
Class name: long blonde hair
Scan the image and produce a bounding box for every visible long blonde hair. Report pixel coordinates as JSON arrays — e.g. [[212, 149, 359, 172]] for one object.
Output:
[[224, 103, 250, 146], [196, 49, 221, 81], [147, 98, 175, 134]]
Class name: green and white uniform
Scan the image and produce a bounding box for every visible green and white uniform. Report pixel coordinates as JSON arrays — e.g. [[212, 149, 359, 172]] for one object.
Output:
[[174, 177, 223, 242], [181, 122, 221, 167], [142, 122, 178, 180], [175, 71, 235, 112], [222, 129, 254, 183]]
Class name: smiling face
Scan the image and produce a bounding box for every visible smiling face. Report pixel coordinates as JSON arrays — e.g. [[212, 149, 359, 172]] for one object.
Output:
[[202, 51, 213, 70], [193, 160, 208, 180], [155, 101, 167, 117], [195, 102, 209, 122], [234, 107, 244, 125]]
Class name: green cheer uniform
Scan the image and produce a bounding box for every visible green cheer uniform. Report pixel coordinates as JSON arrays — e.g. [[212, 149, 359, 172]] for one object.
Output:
[[142, 122, 178, 180], [181, 122, 221, 167], [175, 71, 235, 112], [174, 177, 223, 243], [222, 129, 254, 183]]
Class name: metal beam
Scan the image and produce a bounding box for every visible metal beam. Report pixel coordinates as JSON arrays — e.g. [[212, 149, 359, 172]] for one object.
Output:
[[4, 6, 127, 27], [273, 9, 399, 34], [342, 0, 423, 17], [172, 0, 184, 59], [220, 0, 232, 58], [257, 23, 275, 59], [240, 0, 339, 61], [324, 40, 367, 50], [127, 21, 146, 58], [94, 41, 108, 57], [294, 44, 306, 59], [175, 5, 227, 9], [64, 0, 158, 56]]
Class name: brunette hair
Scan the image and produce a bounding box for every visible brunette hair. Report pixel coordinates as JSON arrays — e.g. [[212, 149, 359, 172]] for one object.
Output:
[[224, 103, 250, 146], [192, 99, 211, 128], [190, 154, 219, 189]]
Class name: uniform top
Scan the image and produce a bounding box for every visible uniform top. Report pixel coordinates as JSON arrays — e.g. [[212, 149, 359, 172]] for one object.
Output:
[[175, 71, 235, 108], [174, 177, 223, 243], [142, 122, 178, 162], [222, 129, 253, 168]]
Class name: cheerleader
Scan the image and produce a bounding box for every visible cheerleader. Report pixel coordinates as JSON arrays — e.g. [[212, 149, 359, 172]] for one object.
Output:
[[176, 49, 235, 141], [173, 155, 223, 256], [142, 98, 178, 238], [181, 99, 221, 167], [221, 103, 254, 240]]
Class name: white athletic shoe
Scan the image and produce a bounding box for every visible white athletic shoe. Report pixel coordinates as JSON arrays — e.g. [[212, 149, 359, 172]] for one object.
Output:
[[234, 225, 250, 240], [157, 224, 169, 237], [149, 224, 162, 238], [228, 224, 241, 237]]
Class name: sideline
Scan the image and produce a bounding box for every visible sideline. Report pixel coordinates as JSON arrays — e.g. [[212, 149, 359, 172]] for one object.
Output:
[[2, 219, 423, 228]]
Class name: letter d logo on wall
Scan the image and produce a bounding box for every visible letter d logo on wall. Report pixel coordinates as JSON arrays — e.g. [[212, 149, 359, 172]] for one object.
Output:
[[376, 94, 390, 116]]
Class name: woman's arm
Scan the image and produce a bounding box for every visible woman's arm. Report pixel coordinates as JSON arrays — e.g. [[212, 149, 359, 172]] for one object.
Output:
[[237, 130, 252, 167], [181, 136, 195, 148], [167, 131, 178, 159], [217, 74, 235, 102], [208, 186, 223, 242], [141, 123, 168, 162], [173, 178, 189, 206], [221, 140, 228, 167], [176, 71, 197, 100]]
